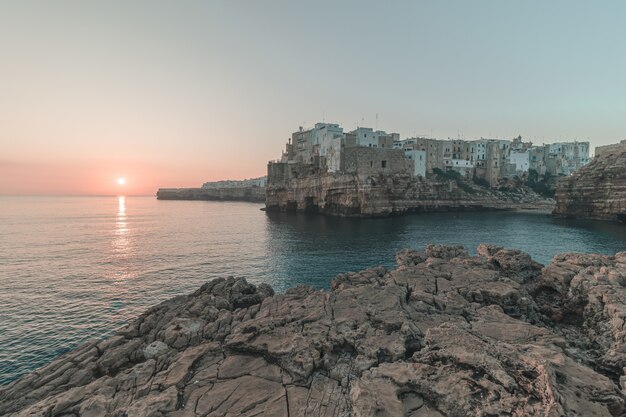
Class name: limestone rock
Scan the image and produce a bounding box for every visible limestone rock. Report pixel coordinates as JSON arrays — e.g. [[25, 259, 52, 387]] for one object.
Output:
[[2, 246, 626, 416], [554, 140, 626, 222], [266, 173, 554, 217]]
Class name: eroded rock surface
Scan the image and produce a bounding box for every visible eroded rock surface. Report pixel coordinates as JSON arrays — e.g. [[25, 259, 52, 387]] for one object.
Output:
[[554, 140, 626, 222], [2, 245, 626, 416], [266, 173, 554, 217]]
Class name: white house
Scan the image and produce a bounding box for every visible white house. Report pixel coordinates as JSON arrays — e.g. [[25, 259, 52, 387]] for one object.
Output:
[[404, 149, 427, 177], [509, 150, 530, 174], [350, 127, 389, 148]]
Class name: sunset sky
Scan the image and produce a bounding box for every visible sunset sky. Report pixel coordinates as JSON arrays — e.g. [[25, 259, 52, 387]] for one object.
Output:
[[1, 1, 625, 196]]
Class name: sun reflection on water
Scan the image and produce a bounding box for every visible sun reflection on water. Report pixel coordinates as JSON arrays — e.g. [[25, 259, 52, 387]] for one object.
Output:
[[118, 195, 126, 216], [113, 196, 130, 256]]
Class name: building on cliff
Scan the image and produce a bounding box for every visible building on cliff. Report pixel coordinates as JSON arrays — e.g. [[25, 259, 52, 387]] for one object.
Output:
[[269, 122, 591, 189], [269, 124, 411, 184]]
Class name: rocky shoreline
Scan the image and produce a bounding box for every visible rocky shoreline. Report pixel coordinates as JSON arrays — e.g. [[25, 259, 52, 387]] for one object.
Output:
[[2, 245, 626, 416]]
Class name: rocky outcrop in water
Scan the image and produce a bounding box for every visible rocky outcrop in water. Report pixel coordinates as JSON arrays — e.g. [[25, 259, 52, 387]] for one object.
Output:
[[2, 245, 626, 416], [156, 187, 265, 203], [266, 173, 553, 216], [554, 140, 626, 222]]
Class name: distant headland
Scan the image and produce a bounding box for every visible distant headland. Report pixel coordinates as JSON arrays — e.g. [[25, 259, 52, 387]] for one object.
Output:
[[265, 122, 588, 216], [157, 121, 625, 222], [156, 176, 266, 203]]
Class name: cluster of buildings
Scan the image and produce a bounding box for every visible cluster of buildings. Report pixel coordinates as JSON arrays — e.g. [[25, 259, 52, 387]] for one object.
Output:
[[269, 122, 590, 187], [202, 176, 266, 189]]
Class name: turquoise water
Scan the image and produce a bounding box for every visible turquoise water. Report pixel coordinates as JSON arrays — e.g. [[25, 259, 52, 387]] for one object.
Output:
[[1, 196, 625, 384]]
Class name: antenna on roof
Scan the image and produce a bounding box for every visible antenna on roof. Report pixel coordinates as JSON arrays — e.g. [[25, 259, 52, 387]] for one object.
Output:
[[375, 113, 378, 130]]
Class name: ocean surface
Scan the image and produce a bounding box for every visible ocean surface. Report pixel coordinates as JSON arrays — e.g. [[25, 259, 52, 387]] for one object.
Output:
[[1, 196, 625, 385]]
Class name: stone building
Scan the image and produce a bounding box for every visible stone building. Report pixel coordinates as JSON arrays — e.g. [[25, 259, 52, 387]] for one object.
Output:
[[529, 146, 548, 175], [343, 147, 411, 175], [394, 137, 449, 173], [268, 123, 410, 184], [472, 140, 509, 186]]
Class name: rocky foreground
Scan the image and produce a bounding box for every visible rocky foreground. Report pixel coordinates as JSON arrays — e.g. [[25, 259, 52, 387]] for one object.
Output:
[[2, 246, 626, 416]]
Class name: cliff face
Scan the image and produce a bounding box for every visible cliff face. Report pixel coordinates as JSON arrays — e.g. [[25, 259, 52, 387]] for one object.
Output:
[[156, 187, 265, 203], [3, 245, 626, 416], [266, 173, 553, 216], [554, 141, 626, 222]]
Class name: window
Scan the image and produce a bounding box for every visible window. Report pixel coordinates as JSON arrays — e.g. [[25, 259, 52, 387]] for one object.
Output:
[[381, 160, 387, 168], [370, 161, 373, 167]]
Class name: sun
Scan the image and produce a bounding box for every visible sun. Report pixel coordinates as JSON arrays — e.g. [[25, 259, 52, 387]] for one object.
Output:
[[117, 177, 126, 186]]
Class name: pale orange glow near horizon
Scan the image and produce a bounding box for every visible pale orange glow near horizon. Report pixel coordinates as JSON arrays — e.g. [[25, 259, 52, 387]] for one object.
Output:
[[0, 158, 267, 196], [1, 2, 624, 196]]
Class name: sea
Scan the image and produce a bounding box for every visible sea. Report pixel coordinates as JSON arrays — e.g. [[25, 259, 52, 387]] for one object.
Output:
[[1, 196, 625, 385]]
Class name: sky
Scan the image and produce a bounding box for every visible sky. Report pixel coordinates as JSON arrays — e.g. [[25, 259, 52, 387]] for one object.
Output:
[[1, 1, 625, 196]]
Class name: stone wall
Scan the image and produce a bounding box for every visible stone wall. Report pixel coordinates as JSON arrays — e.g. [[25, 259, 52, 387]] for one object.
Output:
[[342, 147, 410, 175], [554, 141, 626, 222]]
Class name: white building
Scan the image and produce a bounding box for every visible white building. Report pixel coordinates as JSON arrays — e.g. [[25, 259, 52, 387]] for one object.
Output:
[[313, 123, 343, 150], [445, 159, 474, 176], [509, 150, 530, 174], [350, 127, 390, 148], [404, 149, 427, 177], [546, 141, 590, 175]]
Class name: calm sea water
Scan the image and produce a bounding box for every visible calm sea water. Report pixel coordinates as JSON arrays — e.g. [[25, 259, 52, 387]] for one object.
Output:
[[1, 196, 625, 384]]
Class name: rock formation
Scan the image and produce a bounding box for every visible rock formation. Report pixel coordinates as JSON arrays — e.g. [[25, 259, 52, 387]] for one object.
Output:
[[156, 187, 265, 203], [554, 140, 626, 222], [2, 245, 626, 416], [266, 173, 553, 216]]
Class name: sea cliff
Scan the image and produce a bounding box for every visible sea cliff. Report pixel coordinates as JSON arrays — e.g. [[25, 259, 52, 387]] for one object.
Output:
[[554, 140, 626, 222], [266, 173, 553, 216], [157, 187, 265, 203], [2, 245, 626, 416]]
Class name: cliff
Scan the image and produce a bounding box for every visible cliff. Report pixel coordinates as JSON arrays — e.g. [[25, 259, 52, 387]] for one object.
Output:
[[554, 141, 626, 222], [2, 245, 626, 416], [156, 187, 265, 203], [266, 173, 553, 216]]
